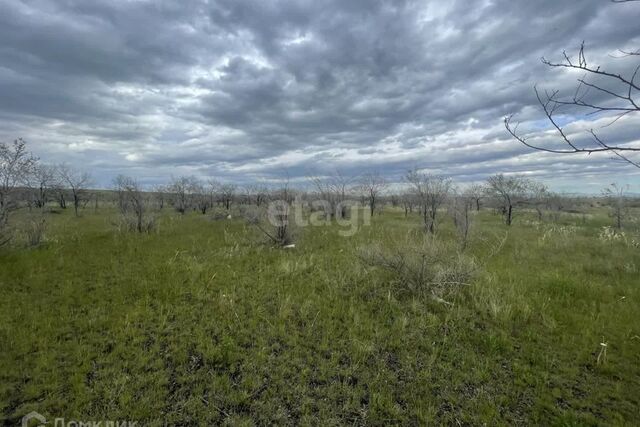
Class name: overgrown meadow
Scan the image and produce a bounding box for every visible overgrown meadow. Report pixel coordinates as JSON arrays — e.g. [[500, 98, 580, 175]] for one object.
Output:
[[1, 205, 640, 425]]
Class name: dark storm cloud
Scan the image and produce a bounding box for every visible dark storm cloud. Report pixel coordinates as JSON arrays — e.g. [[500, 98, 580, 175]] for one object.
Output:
[[0, 0, 638, 190]]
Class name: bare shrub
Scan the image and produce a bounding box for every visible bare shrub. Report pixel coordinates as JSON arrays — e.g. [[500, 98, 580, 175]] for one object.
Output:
[[210, 209, 231, 221], [358, 236, 477, 304], [243, 201, 295, 247]]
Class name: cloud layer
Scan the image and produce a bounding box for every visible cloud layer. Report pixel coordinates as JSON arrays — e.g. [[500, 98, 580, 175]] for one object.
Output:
[[1, 0, 639, 191]]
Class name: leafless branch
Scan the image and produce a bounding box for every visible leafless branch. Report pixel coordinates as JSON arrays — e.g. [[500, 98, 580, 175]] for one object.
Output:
[[506, 24, 640, 167]]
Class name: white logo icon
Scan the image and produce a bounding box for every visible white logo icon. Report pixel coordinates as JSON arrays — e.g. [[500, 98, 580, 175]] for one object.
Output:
[[21, 411, 46, 427]]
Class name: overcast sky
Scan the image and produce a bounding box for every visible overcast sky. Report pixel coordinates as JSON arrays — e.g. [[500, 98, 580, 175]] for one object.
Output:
[[1, 0, 639, 191]]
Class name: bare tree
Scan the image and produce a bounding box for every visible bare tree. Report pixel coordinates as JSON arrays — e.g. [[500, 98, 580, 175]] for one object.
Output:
[[168, 176, 198, 214], [359, 171, 387, 216], [204, 179, 217, 207], [448, 190, 474, 251], [192, 180, 211, 214], [602, 183, 629, 229], [310, 170, 354, 219], [113, 175, 154, 233], [486, 174, 532, 226], [219, 183, 237, 210], [114, 174, 129, 212], [244, 184, 269, 206], [1, 138, 38, 245], [466, 183, 485, 211], [51, 168, 68, 209], [405, 168, 452, 234], [26, 164, 55, 210], [528, 182, 552, 221], [151, 184, 167, 209], [57, 164, 93, 217], [546, 192, 568, 222], [506, 1, 640, 167], [401, 191, 415, 217]]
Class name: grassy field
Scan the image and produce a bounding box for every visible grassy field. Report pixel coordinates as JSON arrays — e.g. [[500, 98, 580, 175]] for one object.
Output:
[[1, 205, 640, 425]]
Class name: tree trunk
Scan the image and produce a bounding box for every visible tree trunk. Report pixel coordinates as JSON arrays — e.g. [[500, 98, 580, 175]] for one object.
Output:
[[428, 210, 436, 234], [73, 192, 79, 217]]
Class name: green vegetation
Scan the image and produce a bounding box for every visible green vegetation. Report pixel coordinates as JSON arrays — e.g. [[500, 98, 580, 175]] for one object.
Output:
[[1, 206, 640, 425]]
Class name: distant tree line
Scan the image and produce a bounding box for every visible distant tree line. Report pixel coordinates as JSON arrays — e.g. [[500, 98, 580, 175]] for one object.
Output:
[[1, 138, 637, 247]]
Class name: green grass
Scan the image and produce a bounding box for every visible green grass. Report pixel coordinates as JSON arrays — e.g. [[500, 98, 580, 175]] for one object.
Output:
[[1, 206, 639, 425]]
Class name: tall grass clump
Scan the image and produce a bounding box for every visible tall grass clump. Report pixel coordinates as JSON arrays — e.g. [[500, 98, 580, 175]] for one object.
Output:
[[0, 226, 11, 248], [25, 217, 47, 247]]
